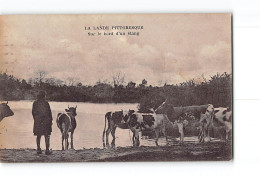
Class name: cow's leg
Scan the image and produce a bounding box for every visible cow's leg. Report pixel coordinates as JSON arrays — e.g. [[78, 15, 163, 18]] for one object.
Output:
[[162, 126, 169, 145], [165, 135, 168, 146], [198, 126, 202, 139], [206, 118, 212, 141], [199, 126, 205, 143], [71, 131, 74, 149], [154, 128, 160, 146], [225, 127, 229, 141], [132, 133, 135, 145], [177, 123, 184, 144], [111, 127, 117, 148], [133, 130, 140, 147], [64, 133, 69, 150], [67, 133, 70, 150], [161, 124, 168, 145], [199, 131, 203, 143], [202, 128, 206, 143], [62, 133, 64, 150], [198, 126, 203, 142], [207, 126, 211, 141], [65, 134, 67, 150], [225, 130, 228, 141], [105, 127, 112, 147]]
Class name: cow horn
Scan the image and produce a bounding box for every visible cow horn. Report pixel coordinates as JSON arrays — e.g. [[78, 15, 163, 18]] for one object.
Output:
[[75, 105, 77, 108], [6, 101, 8, 105]]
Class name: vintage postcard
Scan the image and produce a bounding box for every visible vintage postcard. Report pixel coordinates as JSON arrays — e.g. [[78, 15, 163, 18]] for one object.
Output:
[[0, 14, 232, 162]]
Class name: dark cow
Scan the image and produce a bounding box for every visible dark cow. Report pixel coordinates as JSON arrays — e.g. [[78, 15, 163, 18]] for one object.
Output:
[[155, 98, 214, 143], [102, 110, 130, 148], [213, 107, 232, 141], [124, 111, 169, 147], [0, 101, 14, 122], [56, 105, 77, 150]]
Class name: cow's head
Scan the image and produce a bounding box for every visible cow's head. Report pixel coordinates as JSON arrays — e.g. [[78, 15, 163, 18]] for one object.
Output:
[[206, 104, 214, 115], [65, 105, 77, 116], [0, 101, 14, 122]]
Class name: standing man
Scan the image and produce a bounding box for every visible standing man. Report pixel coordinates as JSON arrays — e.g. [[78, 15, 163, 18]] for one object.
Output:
[[32, 91, 53, 155]]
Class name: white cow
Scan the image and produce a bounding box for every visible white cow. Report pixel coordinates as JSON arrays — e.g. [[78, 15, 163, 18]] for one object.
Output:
[[213, 107, 232, 141], [124, 111, 168, 146]]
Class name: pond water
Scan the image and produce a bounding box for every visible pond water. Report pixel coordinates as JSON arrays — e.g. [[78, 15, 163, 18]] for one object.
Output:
[[0, 101, 172, 150]]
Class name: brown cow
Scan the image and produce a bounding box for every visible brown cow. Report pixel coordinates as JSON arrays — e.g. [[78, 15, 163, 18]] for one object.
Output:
[[56, 105, 77, 150]]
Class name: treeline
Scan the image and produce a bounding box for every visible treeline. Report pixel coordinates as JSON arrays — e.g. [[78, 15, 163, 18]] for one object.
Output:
[[0, 72, 232, 110], [138, 72, 232, 112]]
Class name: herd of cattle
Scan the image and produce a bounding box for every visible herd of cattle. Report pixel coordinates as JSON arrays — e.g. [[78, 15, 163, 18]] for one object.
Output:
[[102, 99, 232, 147], [0, 100, 232, 150]]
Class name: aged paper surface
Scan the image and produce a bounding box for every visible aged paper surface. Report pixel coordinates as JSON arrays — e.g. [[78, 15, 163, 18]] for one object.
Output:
[[0, 14, 232, 162]]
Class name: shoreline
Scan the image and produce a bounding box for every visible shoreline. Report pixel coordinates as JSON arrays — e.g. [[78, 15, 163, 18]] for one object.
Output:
[[0, 141, 232, 162]]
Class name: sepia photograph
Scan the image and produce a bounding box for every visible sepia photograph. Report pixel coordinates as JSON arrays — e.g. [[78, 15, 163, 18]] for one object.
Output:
[[0, 13, 232, 162]]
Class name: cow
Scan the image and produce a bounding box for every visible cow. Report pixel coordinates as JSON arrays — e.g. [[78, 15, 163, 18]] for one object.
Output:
[[213, 107, 232, 141], [124, 110, 169, 147], [0, 101, 14, 122], [198, 113, 211, 143], [155, 98, 214, 143], [102, 110, 131, 148], [56, 105, 77, 150]]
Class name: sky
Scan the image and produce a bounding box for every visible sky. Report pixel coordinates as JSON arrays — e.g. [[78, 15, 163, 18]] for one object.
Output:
[[0, 14, 232, 86]]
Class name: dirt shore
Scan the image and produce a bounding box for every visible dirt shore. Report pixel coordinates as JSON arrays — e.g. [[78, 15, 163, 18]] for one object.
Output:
[[0, 141, 232, 162]]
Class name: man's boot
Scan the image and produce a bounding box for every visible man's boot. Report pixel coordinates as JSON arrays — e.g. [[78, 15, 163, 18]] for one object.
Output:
[[36, 135, 42, 154], [45, 135, 52, 155]]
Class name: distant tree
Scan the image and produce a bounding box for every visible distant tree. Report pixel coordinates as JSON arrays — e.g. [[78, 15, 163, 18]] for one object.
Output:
[[28, 78, 34, 85], [157, 80, 167, 87], [45, 78, 56, 86], [21, 79, 31, 89], [67, 77, 78, 86], [0, 71, 232, 106], [112, 71, 125, 87], [126, 81, 136, 88], [34, 70, 47, 86], [77, 82, 82, 87], [142, 79, 147, 85], [139, 79, 148, 88]]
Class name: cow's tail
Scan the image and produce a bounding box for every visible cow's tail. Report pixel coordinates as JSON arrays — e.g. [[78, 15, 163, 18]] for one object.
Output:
[[103, 112, 111, 148], [61, 122, 66, 136], [61, 122, 69, 150], [56, 113, 62, 132]]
